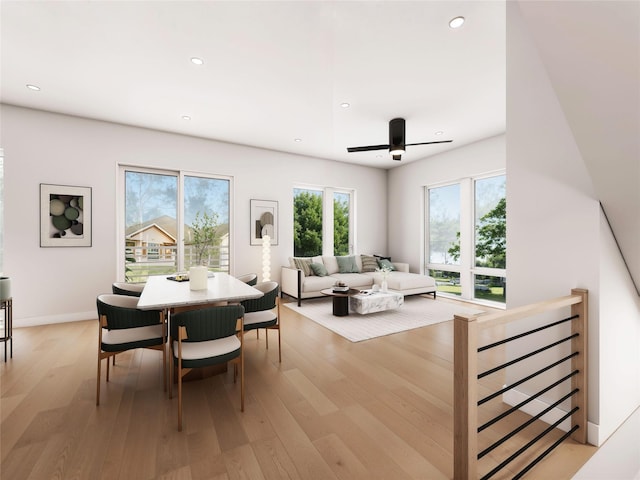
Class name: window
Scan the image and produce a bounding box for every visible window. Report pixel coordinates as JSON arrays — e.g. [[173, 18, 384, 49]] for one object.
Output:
[[293, 186, 353, 257], [120, 167, 231, 282], [426, 173, 506, 305], [333, 191, 351, 256]]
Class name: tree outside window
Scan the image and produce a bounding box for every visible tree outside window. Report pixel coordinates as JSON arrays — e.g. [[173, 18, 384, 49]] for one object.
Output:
[[293, 187, 352, 257]]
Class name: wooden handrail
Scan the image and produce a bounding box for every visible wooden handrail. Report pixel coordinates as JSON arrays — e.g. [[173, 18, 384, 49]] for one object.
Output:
[[453, 288, 588, 479]]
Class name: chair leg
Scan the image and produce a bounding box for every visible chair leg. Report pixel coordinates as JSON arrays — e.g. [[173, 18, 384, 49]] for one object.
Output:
[[169, 340, 175, 399], [277, 326, 282, 363], [162, 343, 167, 393], [240, 355, 244, 412], [96, 355, 101, 406], [106, 354, 110, 382], [178, 361, 183, 432], [265, 328, 269, 349]]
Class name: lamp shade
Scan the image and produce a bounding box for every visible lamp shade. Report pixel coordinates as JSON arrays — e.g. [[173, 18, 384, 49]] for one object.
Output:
[[0, 277, 10, 301]]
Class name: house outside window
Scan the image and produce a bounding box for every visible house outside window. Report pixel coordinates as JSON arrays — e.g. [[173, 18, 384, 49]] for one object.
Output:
[[119, 167, 231, 283]]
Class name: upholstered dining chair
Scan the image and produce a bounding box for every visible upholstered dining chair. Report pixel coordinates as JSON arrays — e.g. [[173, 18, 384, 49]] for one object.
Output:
[[241, 281, 281, 362], [112, 282, 145, 297], [236, 273, 258, 286], [169, 304, 245, 431], [95, 294, 167, 406]]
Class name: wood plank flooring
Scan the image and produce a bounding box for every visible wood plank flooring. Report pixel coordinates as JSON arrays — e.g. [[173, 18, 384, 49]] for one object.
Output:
[[1, 297, 596, 479]]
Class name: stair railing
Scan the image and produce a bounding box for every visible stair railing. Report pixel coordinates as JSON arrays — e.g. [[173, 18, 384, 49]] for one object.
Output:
[[454, 288, 588, 479]]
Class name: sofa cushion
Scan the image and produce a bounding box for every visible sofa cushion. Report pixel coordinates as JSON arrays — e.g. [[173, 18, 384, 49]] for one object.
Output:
[[384, 272, 435, 290], [310, 262, 328, 277], [360, 254, 378, 272], [322, 256, 339, 275], [336, 255, 360, 273], [302, 275, 336, 292], [293, 257, 313, 276], [377, 258, 396, 271]]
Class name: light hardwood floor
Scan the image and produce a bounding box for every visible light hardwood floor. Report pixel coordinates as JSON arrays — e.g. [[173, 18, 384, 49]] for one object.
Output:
[[1, 297, 596, 479]]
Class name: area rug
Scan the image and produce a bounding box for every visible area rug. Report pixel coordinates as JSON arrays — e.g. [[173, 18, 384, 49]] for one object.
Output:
[[282, 295, 485, 342]]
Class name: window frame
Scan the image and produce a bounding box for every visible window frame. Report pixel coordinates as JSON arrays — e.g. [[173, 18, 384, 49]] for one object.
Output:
[[425, 170, 506, 307], [117, 165, 234, 281], [293, 184, 355, 257]]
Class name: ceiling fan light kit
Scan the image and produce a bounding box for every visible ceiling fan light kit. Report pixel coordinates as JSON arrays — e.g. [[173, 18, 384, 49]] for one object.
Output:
[[347, 117, 452, 161]]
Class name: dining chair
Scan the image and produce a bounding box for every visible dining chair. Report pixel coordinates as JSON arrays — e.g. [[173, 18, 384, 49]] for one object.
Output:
[[95, 294, 167, 406], [236, 273, 258, 286], [241, 281, 281, 362], [169, 304, 245, 431], [112, 282, 145, 297]]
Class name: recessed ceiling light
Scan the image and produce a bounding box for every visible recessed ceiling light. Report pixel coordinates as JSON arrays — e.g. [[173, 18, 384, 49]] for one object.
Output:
[[340, 102, 350, 108], [435, 131, 444, 136], [294, 138, 302, 142], [190, 57, 204, 65], [182, 115, 191, 121], [26, 84, 41, 91], [449, 16, 465, 29]]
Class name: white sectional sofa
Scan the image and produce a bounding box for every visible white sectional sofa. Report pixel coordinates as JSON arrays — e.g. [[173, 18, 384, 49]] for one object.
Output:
[[281, 254, 436, 306]]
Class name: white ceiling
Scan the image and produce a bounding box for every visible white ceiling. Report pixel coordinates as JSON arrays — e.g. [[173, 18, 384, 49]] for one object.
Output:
[[0, 0, 506, 169]]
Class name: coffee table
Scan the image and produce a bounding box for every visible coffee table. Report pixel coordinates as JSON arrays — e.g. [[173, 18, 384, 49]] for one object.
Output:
[[349, 290, 404, 314], [320, 288, 360, 316]]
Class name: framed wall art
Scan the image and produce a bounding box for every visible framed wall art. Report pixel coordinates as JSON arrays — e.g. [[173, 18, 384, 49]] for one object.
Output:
[[250, 199, 278, 245], [40, 183, 92, 247]]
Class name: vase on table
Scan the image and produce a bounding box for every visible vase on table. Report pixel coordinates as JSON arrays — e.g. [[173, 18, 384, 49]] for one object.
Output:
[[381, 278, 388, 293], [189, 265, 208, 291]]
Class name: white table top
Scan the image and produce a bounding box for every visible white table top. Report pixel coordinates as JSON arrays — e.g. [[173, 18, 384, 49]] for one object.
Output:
[[137, 272, 263, 310]]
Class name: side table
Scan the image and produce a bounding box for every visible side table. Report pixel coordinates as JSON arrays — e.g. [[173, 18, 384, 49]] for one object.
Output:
[[1, 297, 12, 362], [320, 288, 360, 317]]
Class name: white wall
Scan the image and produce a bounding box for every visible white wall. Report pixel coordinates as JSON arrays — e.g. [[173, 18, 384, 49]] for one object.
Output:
[[387, 134, 505, 272], [507, 2, 640, 446], [598, 211, 640, 444], [1, 104, 388, 326]]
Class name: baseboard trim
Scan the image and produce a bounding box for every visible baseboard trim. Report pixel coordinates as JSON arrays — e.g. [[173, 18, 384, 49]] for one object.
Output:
[[15, 311, 95, 328], [503, 387, 599, 446]]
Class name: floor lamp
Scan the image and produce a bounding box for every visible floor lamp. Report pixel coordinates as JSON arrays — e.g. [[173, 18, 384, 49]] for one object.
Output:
[[262, 234, 271, 282]]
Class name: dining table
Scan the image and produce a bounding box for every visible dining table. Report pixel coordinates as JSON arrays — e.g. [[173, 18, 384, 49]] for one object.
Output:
[[137, 272, 263, 311], [136, 272, 264, 381]]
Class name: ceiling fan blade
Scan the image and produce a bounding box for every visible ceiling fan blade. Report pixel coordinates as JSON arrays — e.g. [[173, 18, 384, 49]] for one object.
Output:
[[347, 144, 390, 153], [404, 140, 453, 146]]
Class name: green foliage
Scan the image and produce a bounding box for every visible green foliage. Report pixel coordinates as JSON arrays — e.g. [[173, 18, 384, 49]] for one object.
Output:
[[447, 232, 461, 264], [124, 246, 136, 282], [191, 211, 220, 266], [333, 197, 350, 256], [294, 190, 350, 257], [294, 191, 323, 256], [475, 197, 506, 268], [447, 197, 506, 269]]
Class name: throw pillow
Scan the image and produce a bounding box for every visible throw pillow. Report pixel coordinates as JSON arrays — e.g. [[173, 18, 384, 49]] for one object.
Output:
[[377, 258, 396, 271], [310, 262, 328, 276], [336, 255, 360, 273], [293, 257, 313, 276], [360, 254, 378, 272]]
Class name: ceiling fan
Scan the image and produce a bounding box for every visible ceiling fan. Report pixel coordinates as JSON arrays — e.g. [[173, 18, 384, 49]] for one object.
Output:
[[347, 118, 452, 160]]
